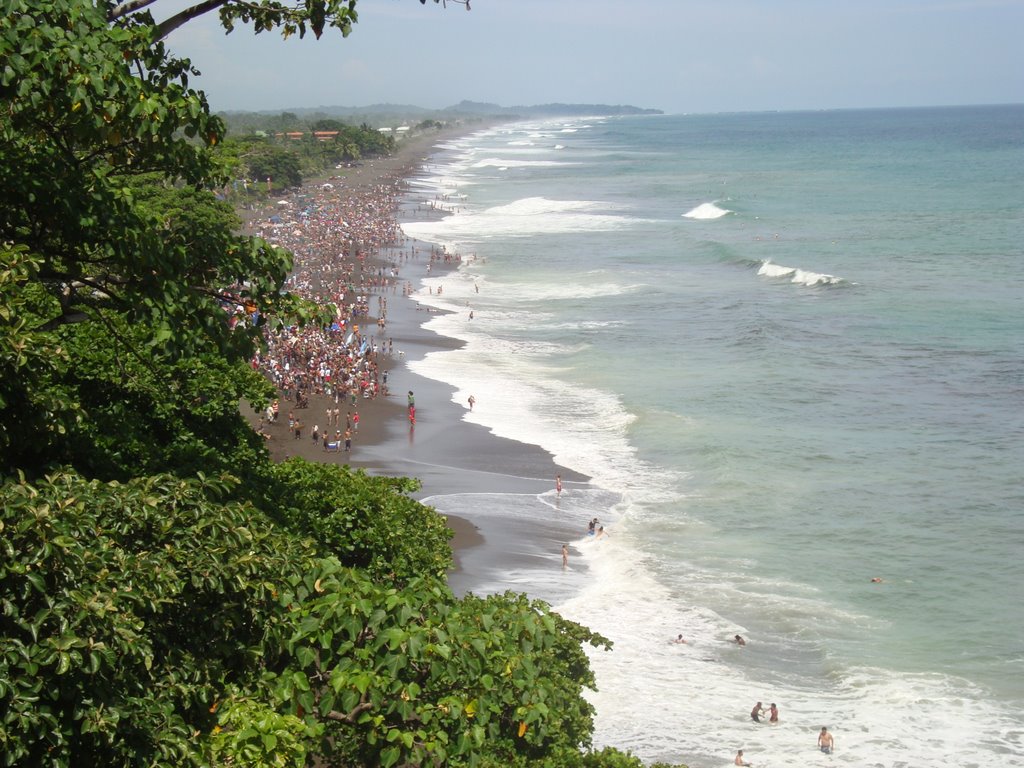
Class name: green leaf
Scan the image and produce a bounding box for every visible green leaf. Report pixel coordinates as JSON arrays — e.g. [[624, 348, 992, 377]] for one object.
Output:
[[380, 745, 400, 768]]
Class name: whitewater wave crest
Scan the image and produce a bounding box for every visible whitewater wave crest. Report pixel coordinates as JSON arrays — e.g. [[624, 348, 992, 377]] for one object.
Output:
[[682, 202, 732, 220], [758, 260, 845, 286]]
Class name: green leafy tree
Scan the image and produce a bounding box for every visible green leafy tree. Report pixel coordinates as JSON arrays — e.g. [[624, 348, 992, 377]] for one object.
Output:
[[0, 182, 299, 477], [0, 472, 664, 768], [245, 143, 304, 189], [207, 697, 320, 767], [310, 118, 347, 133], [259, 562, 611, 767], [0, 0, 301, 365], [0, 471, 318, 766], [357, 122, 398, 155], [55, 318, 275, 481], [0, 247, 70, 469], [262, 459, 453, 583], [0, 0, 331, 472]]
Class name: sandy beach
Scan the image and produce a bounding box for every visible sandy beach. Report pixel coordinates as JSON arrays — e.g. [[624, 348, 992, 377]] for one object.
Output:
[[242, 125, 588, 590]]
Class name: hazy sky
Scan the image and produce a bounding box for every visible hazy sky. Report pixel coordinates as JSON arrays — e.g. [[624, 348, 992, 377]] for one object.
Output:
[[165, 0, 1024, 115]]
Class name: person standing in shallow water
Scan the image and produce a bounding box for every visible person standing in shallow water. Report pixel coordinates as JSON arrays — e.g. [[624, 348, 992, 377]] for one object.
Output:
[[556, 474, 563, 497], [818, 726, 834, 754]]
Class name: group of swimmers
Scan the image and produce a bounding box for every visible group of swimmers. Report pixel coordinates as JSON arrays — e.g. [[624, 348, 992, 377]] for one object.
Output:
[[666, 632, 837, 762], [560, 517, 609, 568], [736, 701, 834, 763]]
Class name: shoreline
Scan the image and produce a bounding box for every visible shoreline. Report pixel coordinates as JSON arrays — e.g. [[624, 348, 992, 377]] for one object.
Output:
[[242, 124, 590, 591]]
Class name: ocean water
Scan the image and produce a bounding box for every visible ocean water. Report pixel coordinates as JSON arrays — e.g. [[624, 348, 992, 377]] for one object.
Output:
[[399, 106, 1024, 768]]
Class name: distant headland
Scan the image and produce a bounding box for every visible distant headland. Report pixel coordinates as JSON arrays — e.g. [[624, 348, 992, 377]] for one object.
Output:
[[219, 100, 664, 121]]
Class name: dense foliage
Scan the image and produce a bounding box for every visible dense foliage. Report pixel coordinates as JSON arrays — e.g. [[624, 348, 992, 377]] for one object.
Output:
[[0, 0, 304, 370], [0, 0, 686, 766], [262, 460, 453, 584], [212, 118, 398, 195], [0, 472, 611, 767]]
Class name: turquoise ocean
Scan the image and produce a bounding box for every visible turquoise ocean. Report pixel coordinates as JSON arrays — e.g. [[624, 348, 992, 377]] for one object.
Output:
[[399, 105, 1024, 767]]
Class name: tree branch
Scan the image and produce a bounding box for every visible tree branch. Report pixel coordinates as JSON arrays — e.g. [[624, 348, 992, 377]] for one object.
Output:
[[152, 0, 232, 41], [107, 0, 161, 23], [325, 700, 373, 724]]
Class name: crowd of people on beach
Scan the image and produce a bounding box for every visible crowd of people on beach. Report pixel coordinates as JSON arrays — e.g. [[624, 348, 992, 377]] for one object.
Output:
[[244, 165, 463, 453], [248, 178, 406, 413]]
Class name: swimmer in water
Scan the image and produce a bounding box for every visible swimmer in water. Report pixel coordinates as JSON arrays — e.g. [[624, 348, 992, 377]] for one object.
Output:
[[818, 726, 834, 754]]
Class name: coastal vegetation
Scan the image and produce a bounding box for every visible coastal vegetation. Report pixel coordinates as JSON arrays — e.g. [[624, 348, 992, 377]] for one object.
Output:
[[0, 1, 685, 766], [214, 116, 401, 195]]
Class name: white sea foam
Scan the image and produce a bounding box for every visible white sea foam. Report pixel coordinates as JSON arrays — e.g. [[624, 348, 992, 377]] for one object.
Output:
[[683, 202, 733, 219], [757, 260, 844, 286], [471, 157, 573, 169], [407, 290, 677, 504], [407, 178, 475, 200], [486, 146, 561, 156], [411, 343, 650, 493], [551, 523, 1024, 768], [448, 278, 641, 305], [412, 267, 640, 333], [401, 196, 646, 244]]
